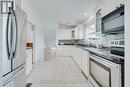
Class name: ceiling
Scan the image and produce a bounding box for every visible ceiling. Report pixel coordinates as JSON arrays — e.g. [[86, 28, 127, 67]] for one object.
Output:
[[31, 0, 102, 29]]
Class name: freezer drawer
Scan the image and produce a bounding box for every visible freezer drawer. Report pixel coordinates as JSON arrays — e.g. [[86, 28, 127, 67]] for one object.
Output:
[[3, 65, 26, 87]]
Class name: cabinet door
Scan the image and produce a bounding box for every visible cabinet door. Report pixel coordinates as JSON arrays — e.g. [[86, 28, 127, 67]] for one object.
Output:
[[57, 29, 72, 39], [70, 46, 76, 63], [80, 49, 83, 69], [74, 24, 84, 39], [79, 25, 85, 39], [71, 46, 75, 58], [71, 30, 75, 39], [26, 51, 32, 76], [102, 0, 124, 17], [73, 47, 78, 61], [82, 50, 89, 77], [75, 47, 79, 63], [56, 46, 64, 56], [63, 46, 72, 56], [96, 9, 102, 34], [74, 48, 83, 69], [57, 46, 73, 56], [74, 27, 79, 39]]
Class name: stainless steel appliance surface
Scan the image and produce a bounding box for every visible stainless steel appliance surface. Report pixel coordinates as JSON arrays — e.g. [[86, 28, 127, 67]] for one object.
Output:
[[102, 5, 124, 34], [85, 45, 124, 87], [88, 53, 123, 87], [111, 39, 124, 57], [110, 39, 124, 87], [76, 44, 124, 87], [2, 1, 27, 87]]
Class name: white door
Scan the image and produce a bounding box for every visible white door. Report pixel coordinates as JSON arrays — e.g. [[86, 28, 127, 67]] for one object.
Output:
[[12, 5, 26, 70]]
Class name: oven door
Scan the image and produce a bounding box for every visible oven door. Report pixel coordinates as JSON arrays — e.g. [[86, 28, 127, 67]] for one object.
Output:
[[89, 58, 111, 87], [89, 53, 121, 87]]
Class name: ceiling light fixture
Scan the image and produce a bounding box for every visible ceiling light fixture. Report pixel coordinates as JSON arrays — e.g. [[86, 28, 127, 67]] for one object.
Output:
[[84, 13, 88, 16], [67, 23, 71, 26]]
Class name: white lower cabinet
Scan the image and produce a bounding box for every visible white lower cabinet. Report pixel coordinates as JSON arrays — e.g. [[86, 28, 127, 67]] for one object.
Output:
[[71, 46, 89, 77], [75, 48, 81, 67], [57, 46, 89, 77], [26, 49, 33, 76], [82, 50, 89, 77], [56, 46, 65, 56], [56, 46, 73, 57], [77, 48, 83, 70], [57, 46, 122, 87]]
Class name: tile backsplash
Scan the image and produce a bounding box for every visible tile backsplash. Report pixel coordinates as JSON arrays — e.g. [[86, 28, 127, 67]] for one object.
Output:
[[102, 33, 124, 47], [58, 33, 124, 47], [83, 33, 124, 47]]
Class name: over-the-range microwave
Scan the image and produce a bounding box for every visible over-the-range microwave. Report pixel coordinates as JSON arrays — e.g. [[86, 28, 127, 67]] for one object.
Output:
[[102, 5, 124, 34]]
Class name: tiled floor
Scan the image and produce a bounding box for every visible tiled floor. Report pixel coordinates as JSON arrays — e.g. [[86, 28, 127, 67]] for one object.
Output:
[[27, 56, 89, 87]]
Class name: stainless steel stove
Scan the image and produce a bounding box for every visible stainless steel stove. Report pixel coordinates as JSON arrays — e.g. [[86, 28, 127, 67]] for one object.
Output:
[[111, 39, 124, 58], [111, 39, 124, 87]]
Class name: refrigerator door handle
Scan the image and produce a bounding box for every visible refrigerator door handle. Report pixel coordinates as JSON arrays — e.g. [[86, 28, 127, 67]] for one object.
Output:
[[6, 10, 13, 60], [12, 11, 18, 59]]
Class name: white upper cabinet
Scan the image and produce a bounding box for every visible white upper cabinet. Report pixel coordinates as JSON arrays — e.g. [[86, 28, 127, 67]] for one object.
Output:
[[74, 26, 80, 39], [96, 9, 102, 34], [101, 0, 124, 17], [78, 24, 85, 39], [85, 19, 96, 39], [57, 25, 84, 40], [74, 24, 85, 39], [57, 29, 72, 40]]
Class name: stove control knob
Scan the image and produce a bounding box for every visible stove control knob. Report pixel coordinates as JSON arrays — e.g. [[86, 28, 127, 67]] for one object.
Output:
[[115, 57, 119, 59], [115, 41, 118, 45], [111, 41, 114, 45], [111, 56, 115, 59]]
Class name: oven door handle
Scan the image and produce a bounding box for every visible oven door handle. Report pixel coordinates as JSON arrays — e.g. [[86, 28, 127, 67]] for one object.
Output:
[[90, 54, 118, 68], [103, 61, 118, 68]]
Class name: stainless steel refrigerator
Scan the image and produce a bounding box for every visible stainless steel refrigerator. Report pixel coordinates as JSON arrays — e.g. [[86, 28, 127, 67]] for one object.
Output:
[[2, 2, 27, 87]]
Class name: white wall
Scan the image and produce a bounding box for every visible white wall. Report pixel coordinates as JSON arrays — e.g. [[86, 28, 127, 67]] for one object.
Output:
[[44, 29, 57, 47], [21, 0, 45, 62], [26, 22, 34, 43], [125, 0, 130, 87]]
